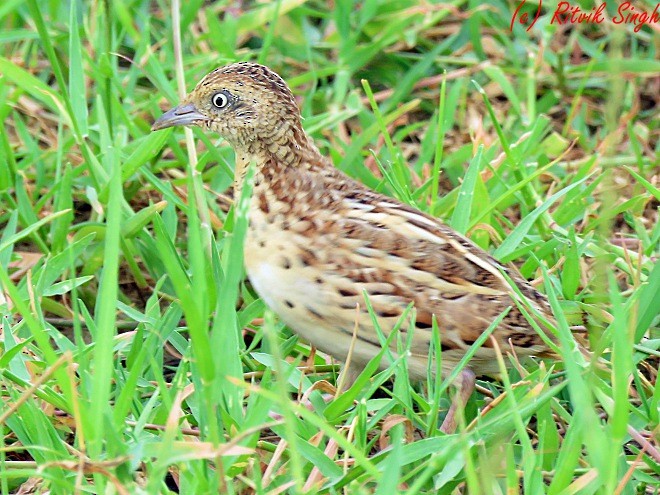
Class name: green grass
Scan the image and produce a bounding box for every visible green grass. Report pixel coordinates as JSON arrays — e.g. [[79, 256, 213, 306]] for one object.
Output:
[[1, 0, 659, 493]]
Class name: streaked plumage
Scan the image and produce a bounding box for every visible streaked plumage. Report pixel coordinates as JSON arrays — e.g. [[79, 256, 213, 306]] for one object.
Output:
[[153, 62, 556, 428]]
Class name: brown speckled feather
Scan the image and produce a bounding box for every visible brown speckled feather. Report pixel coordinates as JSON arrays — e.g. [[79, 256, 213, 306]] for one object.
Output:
[[152, 62, 557, 383]]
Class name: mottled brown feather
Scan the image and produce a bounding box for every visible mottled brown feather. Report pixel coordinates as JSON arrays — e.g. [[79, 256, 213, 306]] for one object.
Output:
[[154, 62, 557, 381]]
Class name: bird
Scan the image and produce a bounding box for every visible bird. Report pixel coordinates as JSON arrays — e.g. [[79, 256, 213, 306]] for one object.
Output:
[[152, 62, 557, 433]]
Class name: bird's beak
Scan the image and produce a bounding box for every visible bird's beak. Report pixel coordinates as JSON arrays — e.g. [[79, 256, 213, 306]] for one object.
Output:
[[151, 102, 206, 131]]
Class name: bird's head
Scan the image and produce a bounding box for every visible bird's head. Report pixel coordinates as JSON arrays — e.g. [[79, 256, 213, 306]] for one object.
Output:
[[152, 62, 305, 153]]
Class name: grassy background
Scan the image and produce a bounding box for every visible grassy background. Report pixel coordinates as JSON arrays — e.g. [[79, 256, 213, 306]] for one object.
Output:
[[1, 0, 659, 493]]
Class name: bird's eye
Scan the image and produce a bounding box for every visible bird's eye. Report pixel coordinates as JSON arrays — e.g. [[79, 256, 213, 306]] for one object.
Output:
[[212, 92, 230, 109]]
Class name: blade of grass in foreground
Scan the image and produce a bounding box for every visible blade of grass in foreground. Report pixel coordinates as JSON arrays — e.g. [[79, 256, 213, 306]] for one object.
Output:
[[87, 96, 123, 465], [449, 144, 483, 234], [211, 162, 256, 418], [68, 0, 88, 137], [541, 264, 611, 493], [494, 174, 591, 260], [606, 271, 634, 491]]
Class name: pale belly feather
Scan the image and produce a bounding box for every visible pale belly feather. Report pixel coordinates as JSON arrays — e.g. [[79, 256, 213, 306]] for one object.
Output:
[[243, 205, 399, 369]]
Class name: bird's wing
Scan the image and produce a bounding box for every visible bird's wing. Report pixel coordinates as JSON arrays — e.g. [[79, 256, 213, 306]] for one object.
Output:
[[285, 163, 556, 358], [327, 178, 555, 356]]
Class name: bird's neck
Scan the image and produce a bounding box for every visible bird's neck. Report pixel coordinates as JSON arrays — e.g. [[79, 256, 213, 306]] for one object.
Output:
[[232, 128, 324, 197]]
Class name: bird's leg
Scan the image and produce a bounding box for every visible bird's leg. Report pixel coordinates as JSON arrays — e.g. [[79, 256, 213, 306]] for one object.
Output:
[[440, 368, 476, 434]]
